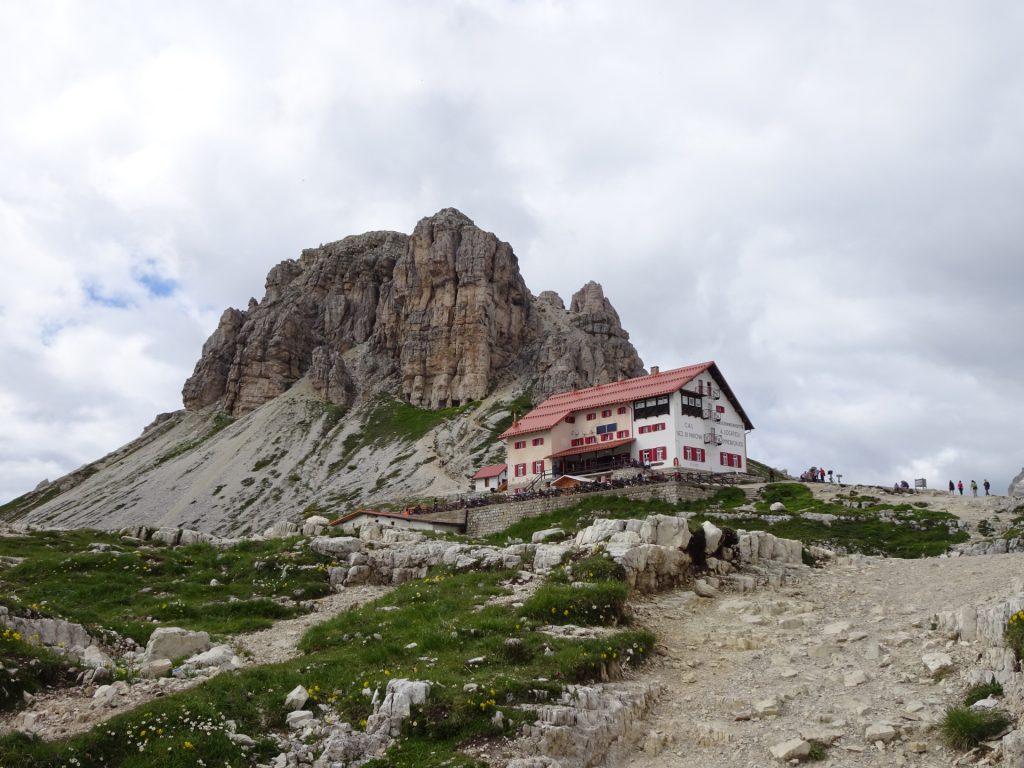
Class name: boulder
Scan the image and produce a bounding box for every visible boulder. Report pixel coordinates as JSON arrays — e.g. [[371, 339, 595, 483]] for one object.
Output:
[[143, 627, 210, 663], [286, 710, 314, 729], [309, 536, 363, 558], [921, 652, 953, 677], [533, 544, 571, 573], [81, 644, 113, 669], [531, 528, 564, 544], [864, 723, 897, 743], [701, 521, 723, 554], [285, 685, 309, 711], [184, 645, 241, 671], [769, 738, 810, 761]]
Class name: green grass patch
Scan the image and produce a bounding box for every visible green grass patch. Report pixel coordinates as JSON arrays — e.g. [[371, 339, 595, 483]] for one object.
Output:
[[939, 706, 1011, 750], [522, 581, 629, 625], [362, 397, 474, 446], [963, 679, 1003, 706], [553, 552, 627, 583], [0, 531, 331, 644]]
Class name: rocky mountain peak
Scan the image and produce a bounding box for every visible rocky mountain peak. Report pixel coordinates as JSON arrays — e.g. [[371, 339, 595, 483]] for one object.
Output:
[[182, 209, 643, 416]]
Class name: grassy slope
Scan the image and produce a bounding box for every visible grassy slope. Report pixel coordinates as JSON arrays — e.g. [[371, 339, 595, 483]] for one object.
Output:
[[0, 567, 652, 768], [0, 531, 331, 644]]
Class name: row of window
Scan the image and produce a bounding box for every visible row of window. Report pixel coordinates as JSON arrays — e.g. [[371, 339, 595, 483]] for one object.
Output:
[[720, 452, 743, 468], [513, 437, 546, 449], [634, 395, 670, 420], [514, 449, 742, 478], [637, 422, 666, 434]]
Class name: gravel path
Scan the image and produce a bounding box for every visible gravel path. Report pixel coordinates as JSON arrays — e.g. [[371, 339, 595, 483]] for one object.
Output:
[[625, 552, 1023, 767]]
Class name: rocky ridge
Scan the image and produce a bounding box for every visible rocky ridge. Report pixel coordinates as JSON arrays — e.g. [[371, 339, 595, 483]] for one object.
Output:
[[183, 208, 644, 416]]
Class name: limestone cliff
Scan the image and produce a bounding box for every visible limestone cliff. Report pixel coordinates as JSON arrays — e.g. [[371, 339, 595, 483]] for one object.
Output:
[[183, 208, 644, 416]]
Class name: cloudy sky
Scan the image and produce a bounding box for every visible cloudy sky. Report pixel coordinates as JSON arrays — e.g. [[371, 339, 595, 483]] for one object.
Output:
[[2, 0, 1022, 503]]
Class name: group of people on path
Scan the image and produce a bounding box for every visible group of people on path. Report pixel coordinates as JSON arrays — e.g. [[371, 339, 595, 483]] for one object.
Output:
[[949, 479, 990, 496]]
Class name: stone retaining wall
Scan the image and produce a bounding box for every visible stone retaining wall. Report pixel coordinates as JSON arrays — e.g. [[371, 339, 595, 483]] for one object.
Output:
[[465, 483, 715, 537]]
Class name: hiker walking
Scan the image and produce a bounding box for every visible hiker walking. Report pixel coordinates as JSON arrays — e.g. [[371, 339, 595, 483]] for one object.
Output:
[[957, 480, 964, 495], [819, 467, 825, 482], [948, 480, 955, 495], [970, 480, 978, 497], [828, 469, 833, 483], [983, 479, 991, 496]]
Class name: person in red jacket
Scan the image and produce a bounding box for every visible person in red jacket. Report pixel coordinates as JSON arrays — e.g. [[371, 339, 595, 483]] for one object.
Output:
[[957, 480, 964, 496]]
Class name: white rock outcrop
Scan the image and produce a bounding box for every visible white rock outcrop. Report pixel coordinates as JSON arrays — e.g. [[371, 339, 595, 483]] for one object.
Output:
[[143, 627, 211, 664]]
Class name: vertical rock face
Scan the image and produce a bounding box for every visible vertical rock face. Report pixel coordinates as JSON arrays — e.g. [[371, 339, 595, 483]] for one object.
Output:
[[530, 281, 646, 399], [182, 209, 644, 416], [373, 208, 531, 408], [182, 231, 406, 415]]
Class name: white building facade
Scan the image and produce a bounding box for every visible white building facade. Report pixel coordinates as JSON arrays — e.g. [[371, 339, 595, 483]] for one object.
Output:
[[499, 362, 752, 489]]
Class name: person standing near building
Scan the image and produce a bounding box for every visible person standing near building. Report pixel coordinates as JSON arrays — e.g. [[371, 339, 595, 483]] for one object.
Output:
[[970, 480, 978, 497], [958, 480, 964, 495], [983, 479, 991, 496], [948, 480, 955, 495]]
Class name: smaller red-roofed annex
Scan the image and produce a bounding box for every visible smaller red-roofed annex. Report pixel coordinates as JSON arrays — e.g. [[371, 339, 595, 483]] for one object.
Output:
[[471, 463, 508, 493], [497, 361, 752, 489]]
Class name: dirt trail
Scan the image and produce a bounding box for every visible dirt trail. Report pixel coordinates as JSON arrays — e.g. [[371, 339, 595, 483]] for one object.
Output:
[[625, 552, 1023, 767], [1, 585, 391, 741]]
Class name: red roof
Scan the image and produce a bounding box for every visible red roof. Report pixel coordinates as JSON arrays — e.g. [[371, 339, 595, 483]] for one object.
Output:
[[548, 437, 635, 459], [472, 463, 507, 480], [501, 362, 721, 439], [499, 361, 753, 439]]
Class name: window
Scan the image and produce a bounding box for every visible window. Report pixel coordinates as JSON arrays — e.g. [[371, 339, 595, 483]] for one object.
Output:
[[633, 395, 670, 420], [571, 438, 584, 447], [584, 436, 597, 445], [514, 463, 527, 477], [616, 430, 630, 439], [679, 390, 703, 417], [600, 433, 613, 441], [617, 406, 627, 415], [513, 440, 526, 450], [596, 423, 617, 435], [532, 460, 545, 474], [639, 446, 667, 464], [586, 412, 596, 421], [601, 409, 612, 418], [564, 415, 575, 423], [532, 437, 544, 446], [715, 405, 725, 413], [683, 446, 706, 462], [720, 452, 743, 468]]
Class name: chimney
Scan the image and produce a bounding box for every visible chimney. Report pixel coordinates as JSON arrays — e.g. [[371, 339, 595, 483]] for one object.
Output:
[[650, 366, 660, 375]]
